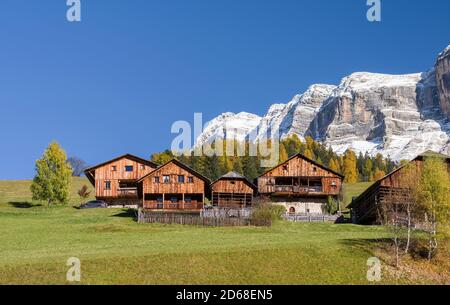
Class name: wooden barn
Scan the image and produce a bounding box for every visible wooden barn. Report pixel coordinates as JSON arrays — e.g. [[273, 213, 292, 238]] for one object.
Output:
[[348, 151, 450, 225], [84, 154, 158, 206], [257, 153, 344, 215], [210, 172, 257, 208], [138, 159, 210, 212]]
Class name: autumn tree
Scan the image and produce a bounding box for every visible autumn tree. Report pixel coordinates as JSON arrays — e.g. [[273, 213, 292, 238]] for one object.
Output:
[[329, 158, 341, 173], [373, 169, 386, 181], [343, 150, 358, 183], [151, 149, 174, 165], [416, 157, 450, 260], [31, 141, 72, 206]]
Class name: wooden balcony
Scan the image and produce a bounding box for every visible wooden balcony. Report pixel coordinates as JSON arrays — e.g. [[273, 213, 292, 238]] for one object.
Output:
[[117, 187, 138, 198], [273, 185, 323, 194], [143, 201, 204, 211]]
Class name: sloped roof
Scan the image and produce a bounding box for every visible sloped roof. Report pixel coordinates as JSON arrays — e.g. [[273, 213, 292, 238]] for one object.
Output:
[[416, 150, 450, 159], [211, 171, 258, 191], [221, 171, 245, 179], [258, 153, 345, 179], [137, 159, 210, 184], [84, 154, 158, 173], [83, 154, 159, 185]]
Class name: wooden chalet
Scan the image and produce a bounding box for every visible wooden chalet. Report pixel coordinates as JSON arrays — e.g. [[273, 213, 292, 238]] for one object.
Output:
[[349, 151, 450, 225], [84, 154, 158, 206], [138, 159, 210, 212], [257, 153, 344, 214], [210, 172, 257, 208]]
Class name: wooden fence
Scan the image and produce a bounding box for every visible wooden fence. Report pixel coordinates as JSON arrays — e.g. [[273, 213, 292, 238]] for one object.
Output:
[[283, 213, 338, 223], [201, 208, 252, 219], [138, 209, 270, 227]]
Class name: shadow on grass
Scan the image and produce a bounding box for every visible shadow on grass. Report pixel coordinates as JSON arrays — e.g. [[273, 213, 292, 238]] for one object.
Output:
[[339, 238, 393, 263], [8, 202, 42, 209], [111, 208, 138, 221]]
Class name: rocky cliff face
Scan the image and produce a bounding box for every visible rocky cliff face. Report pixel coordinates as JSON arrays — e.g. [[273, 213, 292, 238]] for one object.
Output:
[[307, 71, 449, 161], [436, 46, 450, 119], [255, 84, 336, 141], [195, 45, 450, 161]]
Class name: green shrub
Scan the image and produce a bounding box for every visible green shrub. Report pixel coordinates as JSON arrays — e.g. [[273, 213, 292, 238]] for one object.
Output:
[[251, 203, 286, 226]]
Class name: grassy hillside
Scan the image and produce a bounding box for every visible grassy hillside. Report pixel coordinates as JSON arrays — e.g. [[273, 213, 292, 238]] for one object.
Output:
[[0, 179, 446, 284], [343, 182, 373, 207], [0, 177, 95, 207]]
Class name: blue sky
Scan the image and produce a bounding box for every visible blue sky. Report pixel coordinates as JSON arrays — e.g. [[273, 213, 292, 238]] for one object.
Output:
[[1, 0, 450, 179]]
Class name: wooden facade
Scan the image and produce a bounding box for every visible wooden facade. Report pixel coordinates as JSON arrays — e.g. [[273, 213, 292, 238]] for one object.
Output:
[[258, 154, 343, 197], [211, 172, 257, 208], [349, 152, 450, 224], [138, 159, 210, 212], [84, 154, 158, 205]]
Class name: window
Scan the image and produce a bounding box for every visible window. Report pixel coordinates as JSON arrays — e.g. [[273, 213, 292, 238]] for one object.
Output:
[[125, 165, 133, 172], [105, 181, 111, 190], [156, 196, 163, 203], [188, 176, 194, 183], [140, 165, 145, 170], [313, 167, 317, 172], [154, 177, 160, 183], [111, 166, 117, 171], [185, 196, 192, 203], [178, 175, 185, 183], [289, 207, 296, 214], [170, 197, 178, 203], [230, 181, 236, 185], [163, 175, 170, 183]]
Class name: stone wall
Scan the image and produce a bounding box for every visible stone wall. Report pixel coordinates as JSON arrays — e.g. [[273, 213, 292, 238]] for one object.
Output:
[[270, 197, 327, 215]]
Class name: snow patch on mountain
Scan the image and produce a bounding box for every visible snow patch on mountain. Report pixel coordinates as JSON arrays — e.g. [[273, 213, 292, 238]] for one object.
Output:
[[194, 112, 262, 146]]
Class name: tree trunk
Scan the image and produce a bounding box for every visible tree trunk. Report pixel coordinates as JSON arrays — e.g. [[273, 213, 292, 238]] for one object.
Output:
[[405, 205, 411, 254]]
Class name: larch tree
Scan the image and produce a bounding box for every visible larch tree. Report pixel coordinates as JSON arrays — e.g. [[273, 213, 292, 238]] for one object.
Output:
[[343, 150, 358, 183], [30, 141, 72, 206], [373, 169, 386, 181], [416, 157, 450, 260], [329, 158, 341, 173]]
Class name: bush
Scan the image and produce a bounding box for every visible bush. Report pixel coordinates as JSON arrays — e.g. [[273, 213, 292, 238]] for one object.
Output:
[[251, 203, 286, 226], [325, 196, 339, 215]]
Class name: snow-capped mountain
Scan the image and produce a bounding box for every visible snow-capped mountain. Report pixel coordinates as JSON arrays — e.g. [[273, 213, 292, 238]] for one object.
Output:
[[194, 112, 262, 146], [195, 45, 450, 161]]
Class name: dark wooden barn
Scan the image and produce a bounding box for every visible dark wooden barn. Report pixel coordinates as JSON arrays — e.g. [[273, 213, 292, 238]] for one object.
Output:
[[210, 172, 257, 208], [348, 151, 450, 224]]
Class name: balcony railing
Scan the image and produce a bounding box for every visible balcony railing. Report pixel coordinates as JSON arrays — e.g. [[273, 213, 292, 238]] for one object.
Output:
[[117, 187, 138, 197], [274, 185, 323, 193], [144, 201, 204, 210]]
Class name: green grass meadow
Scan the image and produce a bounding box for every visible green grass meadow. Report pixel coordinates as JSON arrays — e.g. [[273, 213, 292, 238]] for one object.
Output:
[[0, 179, 406, 284]]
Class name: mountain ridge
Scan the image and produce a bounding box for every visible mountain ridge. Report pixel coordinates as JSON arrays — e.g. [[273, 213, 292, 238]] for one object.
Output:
[[195, 45, 450, 161]]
